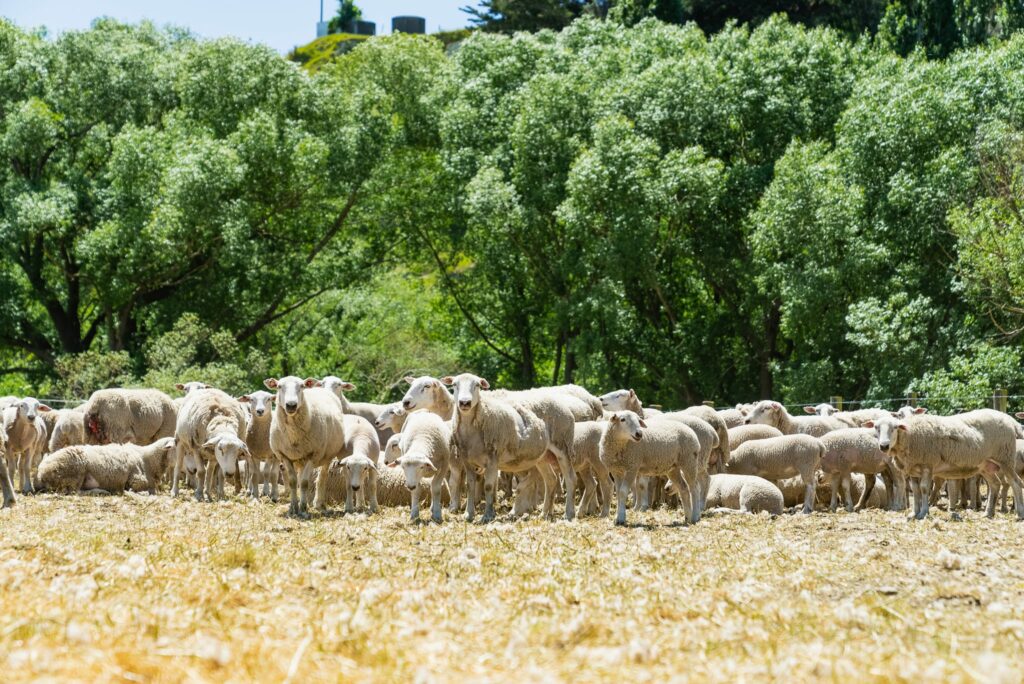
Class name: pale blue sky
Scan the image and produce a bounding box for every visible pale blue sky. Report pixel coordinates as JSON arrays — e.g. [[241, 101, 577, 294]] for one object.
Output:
[[2, 1, 471, 53]]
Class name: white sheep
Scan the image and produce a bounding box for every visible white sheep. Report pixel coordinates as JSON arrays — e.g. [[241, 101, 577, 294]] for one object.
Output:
[[818, 428, 898, 512], [864, 410, 1022, 520], [400, 376, 456, 419], [3, 398, 50, 494], [598, 389, 661, 418], [47, 409, 86, 454], [703, 473, 784, 515], [725, 434, 824, 514], [82, 389, 176, 446], [266, 376, 347, 517], [727, 424, 784, 451], [336, 454, 379, 514], [173, 388, 249, 502], [806, 404, 891, 427], [238, 390, 278, 500], [0, 426, 13, 507], [682, 405, 730, 473], [175, 381, 209, 395], [388, 410, 451, 522], [600, 410, 703, 525], [716, 408, 745, 428], [892, 406, 928, 419], [317, 375, 392, 447], [315, 414, 381, 513], [573, 421, 613, 518], [744, 400, 845, 437], [374, 403, 408, 434], [38, 437, 177, 495]]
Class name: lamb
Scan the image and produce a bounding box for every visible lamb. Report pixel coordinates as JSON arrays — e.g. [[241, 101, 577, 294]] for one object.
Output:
[[0, 427, 13, 508], [598, 389, 661, 418], [81, 389, 176, 446], [600, 411, 703, 525], [173, 388, 249, 502], [266, 376, 347, 517], [818, 428, 898, 512], [725, 434, 824, 514], [47, 409, 86, 453], [728, 424, 784, 451], [375, 403, 409, 434], [703, 474, 784, 515], [387, 410, 451, 522], [448, 374, 579, 521], [864, 410, 1023, 520], [315, 414, 381, 513], [38, 437, 177, 495], [317, 375, 392, 447], [3, 398, 50, 494], [573, 421, 613, 518], [238, 390, 279, 499], [446, 373, 568, 522], [336, 454, 379, 514], [744, 400, 845, 437], [806, 404, 891, 427]]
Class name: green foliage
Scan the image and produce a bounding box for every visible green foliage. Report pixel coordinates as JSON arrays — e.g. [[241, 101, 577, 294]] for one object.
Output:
[[462, 0, 591, 33], [288, 33, 369, 71], [53, 351, 134, 399], [909, 343, 1024, 412], [327, 0, 363, 34]]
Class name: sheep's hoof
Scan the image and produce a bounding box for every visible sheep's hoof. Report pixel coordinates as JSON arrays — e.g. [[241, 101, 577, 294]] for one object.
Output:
[[615, 518, 626, 526], [950, 511, 963, 522]]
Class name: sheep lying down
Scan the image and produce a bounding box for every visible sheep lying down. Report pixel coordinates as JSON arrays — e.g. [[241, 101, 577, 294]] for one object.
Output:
[[38, 438, 176, 495]]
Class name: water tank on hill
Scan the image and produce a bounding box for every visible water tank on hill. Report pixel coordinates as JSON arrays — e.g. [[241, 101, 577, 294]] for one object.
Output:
[[345, 20, 376, 36], [392, 16, 426, 34]]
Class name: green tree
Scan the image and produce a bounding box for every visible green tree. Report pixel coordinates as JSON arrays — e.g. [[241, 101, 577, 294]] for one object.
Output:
[[328, 0, 363, 34], [461, 0, 590, 33]]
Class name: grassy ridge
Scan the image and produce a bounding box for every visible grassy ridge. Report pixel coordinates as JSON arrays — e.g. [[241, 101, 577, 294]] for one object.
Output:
[[288, 28, 472, 71], [1, 495, 1021, 680]]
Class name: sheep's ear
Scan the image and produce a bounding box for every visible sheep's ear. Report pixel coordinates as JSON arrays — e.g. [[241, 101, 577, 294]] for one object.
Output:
[[610, 414, 620, 423], [303, 377, 318, 388], [264, 378, 278, 390], [368, 460, 379, 473], [440, 376, 454, 386], [237, 395, 251, 403], [202, 436, 220, 450], [387, 460, 399, 468], [803, 406, 817, 414], [914, 407, 927, 414], [629, 389, 636, 397], [897, 423, 908, 431], [1016, 412, 1024, 419], [404, 376, 416, 384], [338, 456, 352, 466], [38, 404, 51, 412], [479, 377, 490, 389], [638, 418, 648, 428], [423, 462, 437, 475], [862, 420, 875, 428], [771, 402, 781, 410], [175, 383, 185, 391], [340, 382, 356, 391], [394, 405, 406, 416]]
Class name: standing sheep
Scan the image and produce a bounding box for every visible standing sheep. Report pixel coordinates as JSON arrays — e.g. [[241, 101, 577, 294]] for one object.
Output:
[[573, 421, 613, 518], [598, 389, 661, 418], [238, 390, 278, 500], [173, 389, 249, 502], [266, 377, 347, 517], [388, 410, 451, 522], [38, 438, 177, 495], [400, 376, 456, 419], [313, 414, 381, 513], [818, 428, 898, 512], [600, 411, 703, 526], [725, 434, 824, 514], [682, 405, 731, 473], [716, 408, 745, 428], [745, 400, 845, 437], [728, 424, 784, 451], [3, 398, 50, 494], [317, 375, 392, 448], [82, 389, 176, 446]]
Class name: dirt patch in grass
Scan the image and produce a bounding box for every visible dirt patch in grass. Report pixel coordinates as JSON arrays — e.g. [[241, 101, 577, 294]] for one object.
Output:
[[1, 495, 1023, 682]]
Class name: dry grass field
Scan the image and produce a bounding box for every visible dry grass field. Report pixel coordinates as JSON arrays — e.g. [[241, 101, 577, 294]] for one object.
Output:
[[1, 495, 1023, 683]]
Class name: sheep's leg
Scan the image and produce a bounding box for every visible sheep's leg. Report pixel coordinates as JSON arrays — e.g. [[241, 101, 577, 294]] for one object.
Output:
[[666, 468, 693, 524], [19, 452, 34, 495], [464, 466, 477, 523], [297, 462, 312, 517], [269, 459, 281, 502], [828, 473, 840, 513], [946, 480, 960, 514], [616, 472, 635, 526], [998, 476, 1009, 514], [170, 444, 185, 498], [344, 479, 354, 514], [194, 458, 207, 503], [917, 468, 933, 520], [855, 474, 875, 512], [282, 459, 299, 515], [634, 476, 650, 512], [978, 471, 999, 518], [0, 456, 15, 508], [801, 469, 815, 514], [968, 476, 979, 511], [313, 465, 329, 512], [429, 467, 445, 523], [448, 462, 464, 514], [203, 461, 217, 501], [217, 465, 226, 500], [547, 446, 576, 522], [841, 474, 854, 513], [536, 462, 558, 520]]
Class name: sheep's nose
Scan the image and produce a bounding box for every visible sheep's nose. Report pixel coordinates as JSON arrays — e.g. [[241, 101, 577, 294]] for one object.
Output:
[[402, 399, 413, 409], [459, 400, 471, 408], [285, 402, 297, 412], [744, 418, 751, 425], [255, 409, 264, 416], [634, 432, 642, 441], [406, 484, 417, 491]]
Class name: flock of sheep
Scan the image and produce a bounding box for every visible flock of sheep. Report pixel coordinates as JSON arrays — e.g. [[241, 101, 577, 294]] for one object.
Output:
[[2, 374, 1024, 525]]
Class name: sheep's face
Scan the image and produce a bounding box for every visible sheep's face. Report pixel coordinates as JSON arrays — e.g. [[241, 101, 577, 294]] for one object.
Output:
[[863, 417, 906, 457], [265, 376, 317, 416], [444, 374, 489, 412], [402, 376, 447, 412], [735, 403, 753, 416], [396, 453, 436, 491], [339, 455, 376, 491], [175, 382, 209, 395], [15, 397, 51, 422], [608, 411, 645, 441], [316, 375, 356, 398], [151, 437, 177, 466], [744, 401, 781, 426], [204, 435, 248, 476], [892, 406, 927, 419], [383, 435, 403, 464], [239, 391, 275, 418], [807, 403, 837, 417], [599, 389, 635, 411], [376, 404, 405, 431]]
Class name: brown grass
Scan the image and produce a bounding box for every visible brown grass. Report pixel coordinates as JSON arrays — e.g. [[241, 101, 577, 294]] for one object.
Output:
[[1, 496, 1023, 682]]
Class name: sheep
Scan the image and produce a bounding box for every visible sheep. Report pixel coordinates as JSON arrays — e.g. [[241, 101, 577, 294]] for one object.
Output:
[[82, 389, 176, 446], [725, 434, 824, 514], [703, 474, 784, 515], [728, 424, 784, 451], [173, 388, 249, 502], [47, 409, 86, 453], [175, 381, 209, 395], [995, 439, 1024, 513], [314, 414, 381, 513], [744, 400, 845, 437], [682, 405, 730, 473], [0, 426, 13, 508], [238, 390, 279, 500], [400, 376, 456, 419], [266, 376, 347, 517], [336, 454, 379, 514], [806, 404, 891, 428], [893, 406, 928, 419], [447, 374, 579, 521], [38, 437, 177, 495], [735, 403, 755, 416], [600, 410, 703, 525], [717, 408, 745, 428], [818, 428, 898, 512], [375, 403, 408, 434], [3, 398, 50, 494], [573, 421, 613, 518], [598, 389, 661, 418], [317, 375, 391, 447], [387, 410, 451, 522], [864, 410, 1023, 520]]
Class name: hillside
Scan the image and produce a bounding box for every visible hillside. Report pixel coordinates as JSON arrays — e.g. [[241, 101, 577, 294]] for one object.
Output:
[[288, 28, 471, 71]]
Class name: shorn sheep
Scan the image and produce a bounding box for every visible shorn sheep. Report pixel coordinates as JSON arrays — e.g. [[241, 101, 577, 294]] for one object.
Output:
[[238, 390, 278, 500], [601, 411, 703, 525], [266, 376, 346, 517], [726, 434, 825, 514], [387, 410, 451, 522], [38, 437, 177, 495], [3, 397, 50, 494], [745, 400, 845, 437], [173, 388, 249, 502], [818, 428, 899, 512], [82, 389, 176, 445], [864, 410, 1023, 520], [703, 474, 784, 515]]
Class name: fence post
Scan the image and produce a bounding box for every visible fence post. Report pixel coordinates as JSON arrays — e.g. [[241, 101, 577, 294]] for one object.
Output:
[[909, 392, 918, 407], [830, 395, 843, 411], [993, 388, 1008, 413], [702, 400, 715, 408]]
